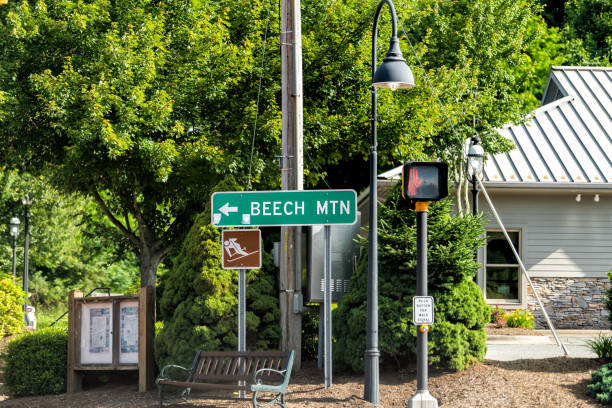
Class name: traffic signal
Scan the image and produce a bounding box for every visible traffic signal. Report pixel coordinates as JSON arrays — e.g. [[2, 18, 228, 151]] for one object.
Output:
[[402, 161, 448, 201]]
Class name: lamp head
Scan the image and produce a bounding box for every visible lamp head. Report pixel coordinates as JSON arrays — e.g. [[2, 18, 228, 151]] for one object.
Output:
[[9, 216, 20, 238], [22, 195, 32, 207], [467, 135, 485, 178], [372, 36, 415, 90]]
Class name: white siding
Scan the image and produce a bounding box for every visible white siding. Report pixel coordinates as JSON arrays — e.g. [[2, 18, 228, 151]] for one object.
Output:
[[480, 192, 612, 278]]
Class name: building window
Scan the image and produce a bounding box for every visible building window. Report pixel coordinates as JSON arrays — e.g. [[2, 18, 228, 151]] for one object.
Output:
[[485, 230, 520, 302]]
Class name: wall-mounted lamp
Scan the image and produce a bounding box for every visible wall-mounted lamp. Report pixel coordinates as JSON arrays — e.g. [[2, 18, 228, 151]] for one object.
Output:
[[575, 194, 581, 202], [594, 194, 600, 203]]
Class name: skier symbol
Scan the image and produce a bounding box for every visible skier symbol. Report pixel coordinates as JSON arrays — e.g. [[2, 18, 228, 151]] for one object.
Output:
[[221, 229, 261, 269], [224, 238, 258, 260]]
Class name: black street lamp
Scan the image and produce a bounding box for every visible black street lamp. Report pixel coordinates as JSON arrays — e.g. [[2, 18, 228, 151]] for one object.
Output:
[[366, 0, 414, 403], [9, 216, 20, 281], [22, 196, 32, 315], [467, 136, 485, 215]]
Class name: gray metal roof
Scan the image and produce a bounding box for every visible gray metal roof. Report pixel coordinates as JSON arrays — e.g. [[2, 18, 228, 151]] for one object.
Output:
[[484, 66, 612, 189]]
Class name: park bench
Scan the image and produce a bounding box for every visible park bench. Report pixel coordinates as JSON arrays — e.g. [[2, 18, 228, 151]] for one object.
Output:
[[156, 350, 295, 408]]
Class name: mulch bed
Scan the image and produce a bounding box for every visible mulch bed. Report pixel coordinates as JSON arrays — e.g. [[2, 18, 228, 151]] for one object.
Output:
[[0, 358, 606, 407], [485, 323, 546, 336], [0, 327, 606, 407]]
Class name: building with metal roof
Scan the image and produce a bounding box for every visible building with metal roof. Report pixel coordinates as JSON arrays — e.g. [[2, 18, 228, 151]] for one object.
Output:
[[359, 66, 612, 329], [483, 66, 612, 189], [478, 66, 612, 330]]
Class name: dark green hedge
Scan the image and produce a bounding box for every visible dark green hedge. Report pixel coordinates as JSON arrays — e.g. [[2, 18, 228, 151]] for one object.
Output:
[[4, 327, 67, 396], [333, 186, 488, 372], [155, 177, 280, 369]]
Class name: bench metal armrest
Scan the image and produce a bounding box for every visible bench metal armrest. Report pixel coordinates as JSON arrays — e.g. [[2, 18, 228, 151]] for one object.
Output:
[[253, 368, 287, 385], [156, 364, 191, 383]]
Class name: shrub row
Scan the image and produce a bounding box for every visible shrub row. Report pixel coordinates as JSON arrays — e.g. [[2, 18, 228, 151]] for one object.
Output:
[[3, 327, 67, 396]]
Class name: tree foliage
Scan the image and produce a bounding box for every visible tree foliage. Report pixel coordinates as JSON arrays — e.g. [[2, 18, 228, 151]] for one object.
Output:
[[0, 0, 274, 287], [564, 0, 611, 62], [0, 170, 138, 308], [334, 186, 488, 372]]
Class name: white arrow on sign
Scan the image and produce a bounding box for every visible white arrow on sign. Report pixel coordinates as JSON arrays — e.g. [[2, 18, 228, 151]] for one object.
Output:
[[219, 203, 238, 216]]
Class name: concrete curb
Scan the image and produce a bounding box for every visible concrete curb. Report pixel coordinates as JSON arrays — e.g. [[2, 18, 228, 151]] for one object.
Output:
[[487, 335, 553, 344], [486, 331, 612, 346]]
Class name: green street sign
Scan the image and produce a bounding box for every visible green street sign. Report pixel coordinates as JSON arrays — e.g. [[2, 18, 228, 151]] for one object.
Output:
[[211, 190, 357, 227]]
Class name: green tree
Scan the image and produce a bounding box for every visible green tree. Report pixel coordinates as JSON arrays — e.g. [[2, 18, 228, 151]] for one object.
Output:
[[299, 0, 546, 211], [0, 0, 272, 288], [513, 16, 567, 110], [0, 170, 138, 308], [564, 0, 611, 62], [155, 178, 280, 368], [334, 186, 488, 371]]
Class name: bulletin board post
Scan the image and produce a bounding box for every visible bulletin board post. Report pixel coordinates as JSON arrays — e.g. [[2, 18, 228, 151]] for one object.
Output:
[[67, 290, 84, 393], [138, 286, 155, 392], [66, 287, 155, 393]]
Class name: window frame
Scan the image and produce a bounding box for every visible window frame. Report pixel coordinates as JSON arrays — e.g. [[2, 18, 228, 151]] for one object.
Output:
[[483, 228, 523, 304]]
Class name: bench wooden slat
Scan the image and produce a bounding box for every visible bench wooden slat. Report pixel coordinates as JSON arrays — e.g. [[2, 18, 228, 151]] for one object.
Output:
[[158, 352, 290, 391], [157, 379, 249, 391], [157, 350, 294, 408]]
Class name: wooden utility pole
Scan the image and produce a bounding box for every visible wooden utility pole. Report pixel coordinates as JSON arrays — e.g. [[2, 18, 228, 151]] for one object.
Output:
[[279, 0, 303, 369]]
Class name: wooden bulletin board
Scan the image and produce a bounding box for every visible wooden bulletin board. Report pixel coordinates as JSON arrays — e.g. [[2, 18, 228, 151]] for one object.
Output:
[[67, 287, 155, 393]]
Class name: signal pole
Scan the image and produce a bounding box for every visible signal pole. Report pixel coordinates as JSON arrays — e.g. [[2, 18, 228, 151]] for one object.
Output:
[[279, 0, 303, 368]]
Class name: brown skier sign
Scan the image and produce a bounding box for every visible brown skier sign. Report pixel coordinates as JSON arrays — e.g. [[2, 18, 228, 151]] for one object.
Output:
[[221, 229, 262, 269]]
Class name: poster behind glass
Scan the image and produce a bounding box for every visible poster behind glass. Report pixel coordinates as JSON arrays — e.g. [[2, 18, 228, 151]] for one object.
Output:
[[119, 301, 139, 364], [80, 303, 113, 365]]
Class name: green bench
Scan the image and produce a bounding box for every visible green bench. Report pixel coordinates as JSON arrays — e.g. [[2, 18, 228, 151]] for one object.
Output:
[[156, 350, 295, 408]]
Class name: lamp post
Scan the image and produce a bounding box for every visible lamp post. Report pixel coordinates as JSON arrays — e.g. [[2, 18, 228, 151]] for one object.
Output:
[[9, 216, 20, 281], [22, 196, 32, 314], [467, 136, 485, 215], [366, 0, 414, 403]]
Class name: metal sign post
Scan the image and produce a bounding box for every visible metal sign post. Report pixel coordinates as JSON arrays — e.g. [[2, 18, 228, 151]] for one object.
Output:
[[221, 229, 262, 398], [407, 202, 438, 408], [323, 225, 332, 388], [402, 160, 448, 408], [238, 268, 246, 398]]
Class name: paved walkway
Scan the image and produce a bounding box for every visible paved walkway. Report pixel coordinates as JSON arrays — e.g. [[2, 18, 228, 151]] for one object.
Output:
[[485, 329, 612, 361]]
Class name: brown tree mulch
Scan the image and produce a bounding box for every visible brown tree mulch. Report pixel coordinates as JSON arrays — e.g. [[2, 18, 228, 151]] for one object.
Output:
[[0, 358, 605, 407], [0, 327, 606, 407], [485, 323, 546, 336]]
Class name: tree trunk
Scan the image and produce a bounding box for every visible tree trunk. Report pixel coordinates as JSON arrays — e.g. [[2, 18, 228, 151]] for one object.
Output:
[[139, 246, 162, 288]]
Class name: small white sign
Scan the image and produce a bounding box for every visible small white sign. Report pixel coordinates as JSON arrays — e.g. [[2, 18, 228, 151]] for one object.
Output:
[[413, 296, 435, 325]]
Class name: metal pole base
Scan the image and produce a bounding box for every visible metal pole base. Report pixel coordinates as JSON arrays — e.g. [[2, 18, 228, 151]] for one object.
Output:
[[406, 390, 438, 408]]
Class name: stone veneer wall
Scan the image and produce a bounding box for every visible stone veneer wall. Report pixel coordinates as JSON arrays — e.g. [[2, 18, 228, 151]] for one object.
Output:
[[526, 277, 610, 329]]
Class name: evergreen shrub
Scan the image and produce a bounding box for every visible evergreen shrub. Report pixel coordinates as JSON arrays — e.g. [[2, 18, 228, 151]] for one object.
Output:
[[0, 274, 25, 336], [333, 186, 488, 372], [589, 362, 612, 404], [302, 307, 320, 361], [4, 327, 67, 396], [155, 178, 280, 368]]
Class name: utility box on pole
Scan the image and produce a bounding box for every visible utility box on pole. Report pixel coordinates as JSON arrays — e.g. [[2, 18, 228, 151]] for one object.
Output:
[[307, 212, 361, 303]]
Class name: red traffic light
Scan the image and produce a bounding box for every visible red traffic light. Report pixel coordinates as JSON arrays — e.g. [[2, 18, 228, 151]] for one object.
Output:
[[402, 161, 448, 201]]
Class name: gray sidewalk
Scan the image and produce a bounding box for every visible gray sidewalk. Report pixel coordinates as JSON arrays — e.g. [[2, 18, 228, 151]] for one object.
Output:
[[485, 330, 612, 361]]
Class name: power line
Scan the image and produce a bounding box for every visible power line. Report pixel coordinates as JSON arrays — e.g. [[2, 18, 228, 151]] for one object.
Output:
[[247, 0, 274, 190]]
